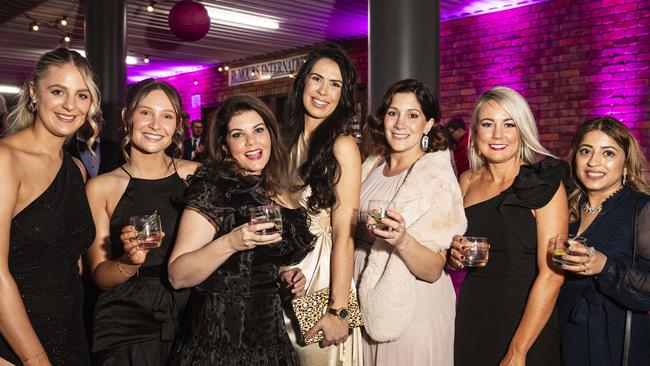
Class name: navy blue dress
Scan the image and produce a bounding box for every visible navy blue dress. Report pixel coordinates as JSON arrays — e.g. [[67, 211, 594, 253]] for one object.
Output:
[[558, 186, 650, 366]]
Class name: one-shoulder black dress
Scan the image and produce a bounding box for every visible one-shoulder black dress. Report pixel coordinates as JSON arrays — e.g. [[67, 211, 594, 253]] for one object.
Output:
[[92, 167, 190, 365], [167, 165, 315, 366], [455, 158, 568, 366], [0, 152, 95, 365]]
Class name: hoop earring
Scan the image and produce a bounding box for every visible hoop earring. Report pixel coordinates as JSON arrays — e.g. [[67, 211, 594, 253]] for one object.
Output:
[[622, 171, 627, 186], [28, 100, 37, 112], [420, 135, 429, 151]]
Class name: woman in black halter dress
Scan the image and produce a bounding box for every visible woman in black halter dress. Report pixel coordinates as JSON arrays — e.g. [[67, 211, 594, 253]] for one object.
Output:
[[0, 48, 99, 365], [85, 79, 199, 365]]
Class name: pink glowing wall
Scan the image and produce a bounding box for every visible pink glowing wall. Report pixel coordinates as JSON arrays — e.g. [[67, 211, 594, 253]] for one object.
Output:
[[163, 0, 649, 157]]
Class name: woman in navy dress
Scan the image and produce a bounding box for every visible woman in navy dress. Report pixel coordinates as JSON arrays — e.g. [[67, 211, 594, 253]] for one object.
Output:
[[0, 48, 99, 365], [557, 116, 650, 365]]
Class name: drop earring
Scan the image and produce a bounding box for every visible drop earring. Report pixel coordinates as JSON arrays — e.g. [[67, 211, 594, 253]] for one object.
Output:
[[420, 135, 429, 151]]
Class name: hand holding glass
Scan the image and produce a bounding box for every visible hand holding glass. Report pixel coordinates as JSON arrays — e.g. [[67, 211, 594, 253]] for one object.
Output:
[[367, 200, 395, 231], [460, 237, 490, 267], [250, 205, 283, 235], [129, 211, 162, 250], [552, 234, 587, 266]]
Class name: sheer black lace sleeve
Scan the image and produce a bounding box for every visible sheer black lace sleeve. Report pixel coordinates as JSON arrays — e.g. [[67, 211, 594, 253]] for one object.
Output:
[[183, 165, 227, 228], [597, 198, 650, 311]]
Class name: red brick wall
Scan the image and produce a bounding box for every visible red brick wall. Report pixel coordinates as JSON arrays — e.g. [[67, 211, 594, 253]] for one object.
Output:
[[440, 0, 650, 157], [164, 0, 649, 157]]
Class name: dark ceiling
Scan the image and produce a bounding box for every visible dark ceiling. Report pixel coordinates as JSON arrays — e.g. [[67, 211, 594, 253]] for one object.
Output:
[[0, 0, 547, 88]]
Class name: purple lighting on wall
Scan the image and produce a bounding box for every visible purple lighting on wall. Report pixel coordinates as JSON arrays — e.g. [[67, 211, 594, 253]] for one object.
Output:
[[588, 3, 648, 136]]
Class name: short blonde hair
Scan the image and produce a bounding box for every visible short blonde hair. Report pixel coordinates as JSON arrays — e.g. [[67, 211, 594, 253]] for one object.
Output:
[[6, 48, 101, 150], [468, 86, 555, 170]]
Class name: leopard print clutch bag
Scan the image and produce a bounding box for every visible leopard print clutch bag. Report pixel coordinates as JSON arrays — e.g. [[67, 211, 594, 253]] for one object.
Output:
[[291, 288, 363, 345]]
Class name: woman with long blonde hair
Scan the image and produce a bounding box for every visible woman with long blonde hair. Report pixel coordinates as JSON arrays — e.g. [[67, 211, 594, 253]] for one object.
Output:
[[448, 87, 568, 366], [0, 48, 100, 365]]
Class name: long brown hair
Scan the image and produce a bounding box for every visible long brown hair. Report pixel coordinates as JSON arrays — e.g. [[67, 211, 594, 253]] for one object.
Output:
[[206, 95, 286, 197], [365, 79, 448, 156], [568, 116, 650, 222], [121, 78, 184, 161]]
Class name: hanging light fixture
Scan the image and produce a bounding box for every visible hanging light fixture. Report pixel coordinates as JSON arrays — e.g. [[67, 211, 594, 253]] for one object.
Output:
[[63, 34, 71, 43], [144, 55, 150, 64], [168, 0, 211, 42], [60, 17, 68, 26], [30, 21, 39, 32], [147, 1, 156, 12]]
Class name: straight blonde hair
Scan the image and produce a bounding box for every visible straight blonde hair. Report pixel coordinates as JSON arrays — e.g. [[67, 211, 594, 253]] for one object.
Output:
[[468, 87, 555, 170]]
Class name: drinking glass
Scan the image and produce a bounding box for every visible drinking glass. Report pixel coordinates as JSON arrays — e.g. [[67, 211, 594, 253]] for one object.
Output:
[[366, 200, 396, 231], [129, 211, 162, 250], [460, 236, 490, 267], [250, 205, 283, 235], [552, 234, 587, 266]]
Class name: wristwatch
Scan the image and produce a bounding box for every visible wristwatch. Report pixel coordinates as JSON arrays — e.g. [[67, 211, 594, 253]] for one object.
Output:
[[327, 307, 349, 320]]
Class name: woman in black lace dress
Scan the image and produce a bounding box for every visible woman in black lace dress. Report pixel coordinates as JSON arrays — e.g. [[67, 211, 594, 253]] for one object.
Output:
[[447, 87, 568, 366], [0, 48, 99, 365], [557, 117, 650, 365], [85, 79, 200, 365], [166, 95, 314, 365]]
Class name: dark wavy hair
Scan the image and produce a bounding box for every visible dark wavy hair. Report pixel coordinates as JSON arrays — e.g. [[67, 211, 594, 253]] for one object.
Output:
[[568, 116, 650, 222], [283, 42, 358, 211], [206, 95, 286, 197], [121, 78, 184, 160], [365, 79, 448, 156]]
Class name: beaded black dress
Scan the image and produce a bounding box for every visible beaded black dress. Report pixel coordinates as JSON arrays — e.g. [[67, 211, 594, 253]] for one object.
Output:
[[455, 158, 568, 366], [167, 165, 315, 366], [92, 167, 190, 365], [0, 152, 95, 365]]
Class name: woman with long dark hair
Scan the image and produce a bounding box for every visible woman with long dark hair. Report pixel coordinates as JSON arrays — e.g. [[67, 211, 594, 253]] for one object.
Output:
[[85, 78, 199, 365], [276, 42, 363, 365], [557, 117, 650, 365], [0, 48, 99, 365]]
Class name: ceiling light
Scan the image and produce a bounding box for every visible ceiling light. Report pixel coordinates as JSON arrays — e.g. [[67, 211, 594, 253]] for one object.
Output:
[[205, 6, 279, 30], [63, 35, 71, 43], [217, 66, 223, 72], [193, 80, 198, 85], [147, 1, 155, 13], [224, 65, 230, 71], [126, 56, 138, 65], [30, 22, 39, 32], [144, 55, 150, 64], [0, 85, 20, 94], [60, 17, 68, 26]]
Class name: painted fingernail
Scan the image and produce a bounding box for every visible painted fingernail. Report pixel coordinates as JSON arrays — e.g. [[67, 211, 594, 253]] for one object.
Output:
[[460, 255, 465, 260], [461, 246, 466, 250]]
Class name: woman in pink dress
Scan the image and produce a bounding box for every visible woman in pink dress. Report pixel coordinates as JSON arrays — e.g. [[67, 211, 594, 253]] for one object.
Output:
[[354, 79, 466, 365]]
